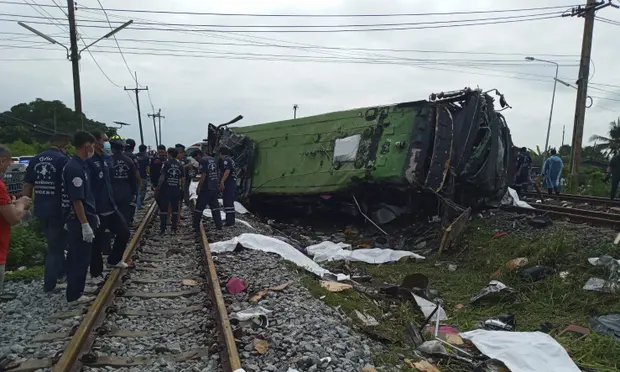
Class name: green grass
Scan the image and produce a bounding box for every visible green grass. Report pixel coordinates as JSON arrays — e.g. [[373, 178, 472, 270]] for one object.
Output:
[[5, 265, 44, 281], [296, 219, 620, 371]]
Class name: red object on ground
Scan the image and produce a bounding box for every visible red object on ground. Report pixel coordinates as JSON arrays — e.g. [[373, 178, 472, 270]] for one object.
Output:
[[226, 276, 247, 294], [491, 232, 508, 240], [0, 179, 11, 265]]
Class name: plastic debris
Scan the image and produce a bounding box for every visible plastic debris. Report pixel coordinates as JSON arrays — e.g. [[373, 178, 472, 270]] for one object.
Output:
[[229, 306, 272, 327], [226, 277, 247, 294], [474, 359, 510, 372], [417, 340, 447, 354], [320, 281, 353, 292], [476, 314, 516, 331], [583, 277, 618, 293], [590, 313, 620, 341], [405, 359, 441, 372], [181, 279, 199, 286], [471, 281, 515, 304], [491, 257, 529, 279], [521, 265, 554, 282], [253, 339, 269, 354], [354, 310, 379, 326], [415, 295, 448, 322]]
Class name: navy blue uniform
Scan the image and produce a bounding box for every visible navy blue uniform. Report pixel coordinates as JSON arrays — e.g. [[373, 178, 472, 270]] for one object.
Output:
[[193, 156, 222, 230], [24, 148, 69, 291], [111, 152, 137, 224], [149, 155, 166, 187], [184, 157, 197, 206], [123, 151, 140, 224], [158, 158, 183, 233], [136, 151, 150, 208], [62, 155, 97, 302], [219, 155, 237, 226]]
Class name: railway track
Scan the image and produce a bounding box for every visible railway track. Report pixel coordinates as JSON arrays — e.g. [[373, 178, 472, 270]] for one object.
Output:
[[5, 202, 241, 372], [521, 191, 620, 208], [504, 202, 620, 229]]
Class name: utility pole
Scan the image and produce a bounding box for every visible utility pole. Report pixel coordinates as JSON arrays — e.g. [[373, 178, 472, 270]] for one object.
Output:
[[148, 109, 164, 147], [52, 108, 57, 133], [293, 104, 298, 119], [124, 72, 148, 145], [562, 125, 565, 147], [66, 0, 82, 128], [565, 0, 617, 190]]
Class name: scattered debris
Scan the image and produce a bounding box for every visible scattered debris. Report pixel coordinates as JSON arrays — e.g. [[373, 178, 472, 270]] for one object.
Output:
[[476, 314, 516, 331], [354, 310, 379, 326], [269, 282, 291, 291], [583, 255, 620, 293], [521, 265, 554, 282], [474, 359, 510, 372], [405, 359, 441, 372], [528, 215, 552, 228], [461, 330, 581, 372], [491, 257, 528, 279], [229, 306, 272, 328], [253, 339, 269, 354], [249, 289, 270, 303], [539, 322, 554, 333], [418, 340, 447, 354], [320, 281, 353, 292], [181, 279, 199, 286], [471, 281, 515, 304], [226, 276, 247, 294], [361, 364, 377, 372], [454, 303, 465, 311], [491, 232, 508, 240], [558, 324, 590, 341], [590, 314, 620, 341]]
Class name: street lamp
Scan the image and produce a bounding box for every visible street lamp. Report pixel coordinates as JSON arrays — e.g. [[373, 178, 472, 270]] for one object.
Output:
[[526, 56, 559, 165]]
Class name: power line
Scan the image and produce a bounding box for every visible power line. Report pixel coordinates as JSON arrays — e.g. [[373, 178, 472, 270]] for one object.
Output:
[[20, 0, 67, 33], [0, 13, 564, 33], [94, 0, 136, 83], [0, 1, 581, 17]]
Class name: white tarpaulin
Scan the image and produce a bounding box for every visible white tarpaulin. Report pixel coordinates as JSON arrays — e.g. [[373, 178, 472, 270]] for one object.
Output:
[[210, 233, 350, 281], [189, 181, 250, 218], [306, 241, 424, 263], [460, 330, 580, 372], [502, 187, 534, 209]]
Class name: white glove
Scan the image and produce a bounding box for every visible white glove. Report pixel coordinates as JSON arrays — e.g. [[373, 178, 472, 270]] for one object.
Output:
[[81, 223, 95, 243], [94, 215, 100, 229]]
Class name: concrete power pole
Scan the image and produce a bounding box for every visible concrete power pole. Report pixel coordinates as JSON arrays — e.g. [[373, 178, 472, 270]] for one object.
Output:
[[566, 0, 616, 190], [66, 0, 82, 129], [148, 109, 164, 147], [124, 72, 148, 145], [293, 104, 298, 119]]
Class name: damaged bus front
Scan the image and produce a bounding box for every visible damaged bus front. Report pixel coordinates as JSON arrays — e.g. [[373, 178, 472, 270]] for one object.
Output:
[[206, 87, 514, 225]]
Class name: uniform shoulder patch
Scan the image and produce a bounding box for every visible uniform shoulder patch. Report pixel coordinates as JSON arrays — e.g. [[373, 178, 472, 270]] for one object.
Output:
[[72, 177, 83, 187]]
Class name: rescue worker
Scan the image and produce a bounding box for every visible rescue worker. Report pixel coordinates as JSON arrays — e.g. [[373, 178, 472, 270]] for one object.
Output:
[[136, 144, 150, 209], [176, 144, 190, 217], [21, 133, 71, 292], [62, 131, 99, 304], [149, 145, 167, 191], [514, 147, 532, 195], [156, 147, 183, 234], [542, 149, 564, 195], [606, 152, 620, 200], [218, 147, 236, 226], [110, 136, 138, 229], [192, 150, 222, 231], [123, 138, 142, 226], [88, 132, 131, 280]]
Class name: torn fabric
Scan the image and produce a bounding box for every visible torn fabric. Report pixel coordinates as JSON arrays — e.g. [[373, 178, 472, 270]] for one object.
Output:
[[306, 241, 424, 263]]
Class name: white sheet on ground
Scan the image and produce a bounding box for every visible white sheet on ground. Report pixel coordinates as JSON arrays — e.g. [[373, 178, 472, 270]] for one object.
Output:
[[306, 241, 424, 263], [460, 330, 580, 372], [414, 294, 448, 322], [503, 187, 534, 209], [210, 233, 350, 281]]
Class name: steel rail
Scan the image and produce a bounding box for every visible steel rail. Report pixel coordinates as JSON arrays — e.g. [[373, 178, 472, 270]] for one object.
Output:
[[52, 202, 158, 372], [504, 203, 620, 229], [522, 191, 620, 207], [198, 222, 242, 372]]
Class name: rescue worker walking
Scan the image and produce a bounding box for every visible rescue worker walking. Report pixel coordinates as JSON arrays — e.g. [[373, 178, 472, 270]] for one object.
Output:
[[136, 144, 150, 209], [542, 149, 564, 195], [175, 144, 189, 223], [149, 145, 167, 191], [22, 133, 71, 292], [192, 150, 223, 231], [123, 138, 142, 226], [218, 147, 236, 226], [62, 131, 99, 304], [156, 148, 183, 234], [606, 152, 620, 200], [88, 132, 131, 280], [110, 137, 138, 228], [514, 147, 532, 194]]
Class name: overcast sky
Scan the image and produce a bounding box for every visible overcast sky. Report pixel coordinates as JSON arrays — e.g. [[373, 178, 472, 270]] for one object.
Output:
[[1, 0, 619, 152]]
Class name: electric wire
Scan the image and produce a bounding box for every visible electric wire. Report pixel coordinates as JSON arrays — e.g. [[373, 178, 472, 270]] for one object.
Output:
[[94, 0, 136, 84]]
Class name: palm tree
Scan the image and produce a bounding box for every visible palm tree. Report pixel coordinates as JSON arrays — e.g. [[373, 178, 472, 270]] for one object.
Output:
[[589, 118, 620, 157]]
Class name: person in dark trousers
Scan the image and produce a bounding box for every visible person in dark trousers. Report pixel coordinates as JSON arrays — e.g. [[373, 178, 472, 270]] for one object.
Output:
[[156, 147, 183, 234], [606, 153, 620, 200], [123, 138, 142, 226], [87, 132, 132, 281], [110, 137, 138, 228], [514, 147, 532, 195], [175, 144, 190, 223], [136, 144, 150, 209], [192, 150, 223, 231], [61, 131, 99, 304], [22, 133, 71, 292], [149, 145, 167, 191], [218, 147, 237, 226]]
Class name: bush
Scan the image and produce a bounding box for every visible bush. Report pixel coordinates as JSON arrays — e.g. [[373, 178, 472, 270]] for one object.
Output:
[[6, 221, 46, 270]]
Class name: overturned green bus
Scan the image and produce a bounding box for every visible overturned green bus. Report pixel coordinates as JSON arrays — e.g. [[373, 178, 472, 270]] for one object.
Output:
[[206, 87, 515, 221]]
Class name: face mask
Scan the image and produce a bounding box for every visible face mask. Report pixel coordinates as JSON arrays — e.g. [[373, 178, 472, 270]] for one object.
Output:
[[103, 141, 111, 154], [87, 145, 95, 159]]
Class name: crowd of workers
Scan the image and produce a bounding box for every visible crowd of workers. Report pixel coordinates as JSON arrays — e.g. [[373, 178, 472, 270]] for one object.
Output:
[[0, 131, 237, 304]]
